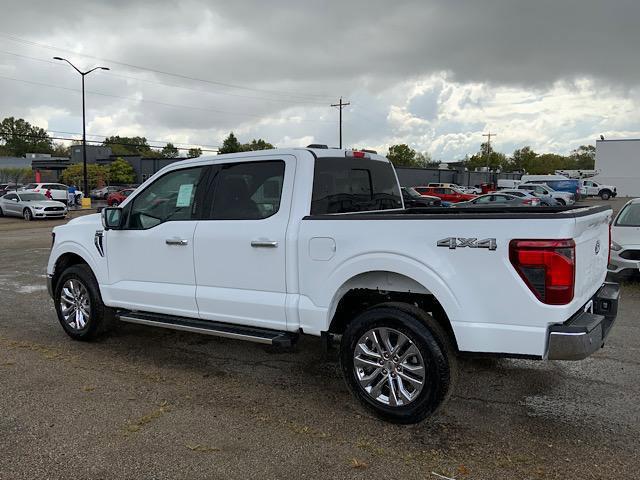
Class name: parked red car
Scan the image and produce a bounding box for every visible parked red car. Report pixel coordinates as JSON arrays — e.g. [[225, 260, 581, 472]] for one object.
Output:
[[107, 188, 135, 206], [413, 186, 477, 203]]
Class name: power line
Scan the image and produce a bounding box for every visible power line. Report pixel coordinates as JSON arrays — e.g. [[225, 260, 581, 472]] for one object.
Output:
[[0, 49, 328, 106], [0, 74, 334, 125], [0, 32, 333, 102], [0, 131, 218, 153], [46, 129, 221, 150]]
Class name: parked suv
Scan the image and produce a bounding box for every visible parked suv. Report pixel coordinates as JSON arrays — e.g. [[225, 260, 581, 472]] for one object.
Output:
[[46, 148, 619, 424], [21, 183, 83, 205]]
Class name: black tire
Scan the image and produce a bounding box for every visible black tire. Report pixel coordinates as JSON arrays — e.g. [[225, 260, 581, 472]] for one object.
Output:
[[340, 302, 457, 424], [0, 206, 3, 217], [556, 198, 566, 206], [54, 264, 115, 341], [600, 190, 611, 200], [23, 208, 33, 221]]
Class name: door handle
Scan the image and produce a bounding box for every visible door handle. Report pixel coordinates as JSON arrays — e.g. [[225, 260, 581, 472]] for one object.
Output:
[[251, 240, 278, 248], [166, 238, 189, 246]]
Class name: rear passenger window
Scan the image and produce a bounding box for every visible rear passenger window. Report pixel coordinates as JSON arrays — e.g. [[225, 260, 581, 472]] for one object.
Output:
[[209, 161, 285, 220], [311, 158, 402, 215]]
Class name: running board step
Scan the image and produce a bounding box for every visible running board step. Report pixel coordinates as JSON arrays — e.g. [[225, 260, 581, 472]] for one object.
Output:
[[116, 311, 298, 347]]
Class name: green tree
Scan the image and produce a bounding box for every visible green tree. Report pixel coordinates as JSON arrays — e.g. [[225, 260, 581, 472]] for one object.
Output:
[[218, 132, 243, 154], [0, 167, 33, 185], [103, 136, 153, 157], [60, 164, 110, 189], [386, 144, 420, 167], [108, 157, 136, 184], [0, 117, 53, 156], [243, 138, 274, 151], [161, 143, 180, 158], [218, 133, 275, 154], [569, 145, 596, 170], [466, 142, 509, 171], [51, 143, 70, 157], [511, 146, 537, 172], [188, 147, 202, 158]]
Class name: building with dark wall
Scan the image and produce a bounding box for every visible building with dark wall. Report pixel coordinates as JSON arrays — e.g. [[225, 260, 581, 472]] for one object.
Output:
[[395, 166, 522, 188], [69, 145, 113, 165]]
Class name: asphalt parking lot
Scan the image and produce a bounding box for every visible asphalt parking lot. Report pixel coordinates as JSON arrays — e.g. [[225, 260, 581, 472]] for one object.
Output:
[[0, 198, 638, 479]]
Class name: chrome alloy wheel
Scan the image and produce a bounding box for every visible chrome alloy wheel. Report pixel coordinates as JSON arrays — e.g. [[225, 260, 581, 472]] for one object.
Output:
[[59, 279, 91, 330], [353, 327, 426, 406]]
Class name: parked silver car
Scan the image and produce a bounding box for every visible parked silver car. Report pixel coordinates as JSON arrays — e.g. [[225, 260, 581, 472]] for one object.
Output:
[[0, 192, 68, 221], [609, 198, 640, 276]]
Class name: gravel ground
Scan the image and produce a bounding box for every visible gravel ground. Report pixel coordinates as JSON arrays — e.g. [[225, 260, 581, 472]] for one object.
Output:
[[0, 197, 638, 479]]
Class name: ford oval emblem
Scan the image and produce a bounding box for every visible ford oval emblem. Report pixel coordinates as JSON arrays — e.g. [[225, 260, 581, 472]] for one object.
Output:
[[595, 240, 601, 255]]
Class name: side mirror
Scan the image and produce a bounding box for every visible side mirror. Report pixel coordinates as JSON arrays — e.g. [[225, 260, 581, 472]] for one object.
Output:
[[102, 207, 123, 230]]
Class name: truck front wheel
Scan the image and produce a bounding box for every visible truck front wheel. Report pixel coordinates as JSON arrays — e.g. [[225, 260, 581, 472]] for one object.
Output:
[[54, 264, 114, 341], [600, 190, 611, 200], [340, 303, 457, 424]]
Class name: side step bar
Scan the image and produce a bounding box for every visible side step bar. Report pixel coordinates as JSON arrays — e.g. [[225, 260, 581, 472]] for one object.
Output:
[[117, 311, 298, 347]]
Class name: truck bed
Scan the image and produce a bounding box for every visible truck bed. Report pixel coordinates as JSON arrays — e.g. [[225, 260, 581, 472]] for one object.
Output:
[[304, 204, 611, 220]]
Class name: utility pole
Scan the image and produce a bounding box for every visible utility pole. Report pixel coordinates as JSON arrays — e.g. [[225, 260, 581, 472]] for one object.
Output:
[[482, 131, 497, 165], [331, 97, 350, 149], [482, 131, 497, 186]]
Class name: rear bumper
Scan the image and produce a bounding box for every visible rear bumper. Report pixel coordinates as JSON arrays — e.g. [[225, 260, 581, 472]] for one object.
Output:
[[546, 282, 620, 360]]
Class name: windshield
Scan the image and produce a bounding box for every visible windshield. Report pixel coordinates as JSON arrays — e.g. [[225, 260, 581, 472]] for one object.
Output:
[[404, 188, 422, 198], [616, 203, 640, 227], [19, 193, 47, 201]]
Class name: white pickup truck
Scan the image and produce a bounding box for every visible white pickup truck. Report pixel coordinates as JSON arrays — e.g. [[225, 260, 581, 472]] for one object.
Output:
[[579, 179, 618, 200], [47, 148, 620, 423]]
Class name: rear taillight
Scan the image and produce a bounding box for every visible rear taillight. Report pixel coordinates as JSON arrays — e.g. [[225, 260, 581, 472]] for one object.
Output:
[[509, 239, 575, 305]]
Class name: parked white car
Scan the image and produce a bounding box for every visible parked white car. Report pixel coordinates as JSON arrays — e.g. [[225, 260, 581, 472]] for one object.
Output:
[[0, 192, 67, 220], [21, 183, 83, 205], [46, 147, 618, 424], [609, 198, 640, 276], [518, 183, 575, 206], [580, 180, 617, 200]]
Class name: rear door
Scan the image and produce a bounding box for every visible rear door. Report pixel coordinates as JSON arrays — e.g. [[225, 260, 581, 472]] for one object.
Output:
[[193, 156, 294, 330]]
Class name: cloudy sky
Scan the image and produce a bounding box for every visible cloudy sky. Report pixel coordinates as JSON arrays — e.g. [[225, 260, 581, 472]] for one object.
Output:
[[1, 0, 640, 160]]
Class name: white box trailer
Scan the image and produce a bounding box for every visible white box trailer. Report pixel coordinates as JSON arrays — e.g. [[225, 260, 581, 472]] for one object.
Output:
[[595, 139, 640, 197]]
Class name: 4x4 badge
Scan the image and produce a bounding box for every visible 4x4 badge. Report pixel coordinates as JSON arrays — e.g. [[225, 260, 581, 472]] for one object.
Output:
[[437, 237, 497, 251]]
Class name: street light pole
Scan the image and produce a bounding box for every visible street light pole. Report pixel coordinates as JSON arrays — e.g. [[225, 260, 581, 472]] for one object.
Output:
[[53, 57, 109, 197]]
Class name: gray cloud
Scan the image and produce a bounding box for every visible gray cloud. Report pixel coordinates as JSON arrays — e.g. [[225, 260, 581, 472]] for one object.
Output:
[[1, 0, 640, 160]]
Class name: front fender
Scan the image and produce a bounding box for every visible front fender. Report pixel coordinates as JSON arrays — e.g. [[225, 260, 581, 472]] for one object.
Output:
[[48, 240, 105, 284]]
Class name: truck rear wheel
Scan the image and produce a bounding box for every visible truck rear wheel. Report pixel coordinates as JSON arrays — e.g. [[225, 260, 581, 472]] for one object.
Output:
[[340, 302, 457, 424], [54, 264, 114, 341]]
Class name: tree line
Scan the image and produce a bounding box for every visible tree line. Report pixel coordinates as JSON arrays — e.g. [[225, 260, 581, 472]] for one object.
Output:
[[0, 117, 274, 159], [1, 115, 595, 175], [384, 142, 595, 174]]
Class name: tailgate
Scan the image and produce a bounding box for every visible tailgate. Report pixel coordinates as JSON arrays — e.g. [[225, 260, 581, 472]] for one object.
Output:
[[572, 208, 612, 305]]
